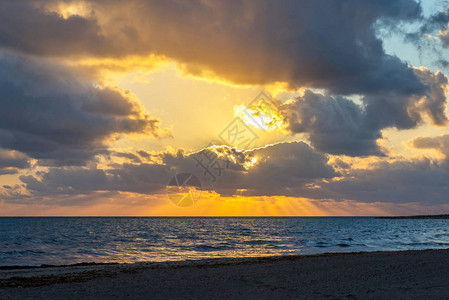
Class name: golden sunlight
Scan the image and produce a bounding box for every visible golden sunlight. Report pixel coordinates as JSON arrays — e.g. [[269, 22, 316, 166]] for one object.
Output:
[[233, 99, 285, 132]]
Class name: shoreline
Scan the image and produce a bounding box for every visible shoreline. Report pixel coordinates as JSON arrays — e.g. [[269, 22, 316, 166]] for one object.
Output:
[[1, 248, 449, 299], [0, 247, 446, 271], [377, 214, 449, 219]]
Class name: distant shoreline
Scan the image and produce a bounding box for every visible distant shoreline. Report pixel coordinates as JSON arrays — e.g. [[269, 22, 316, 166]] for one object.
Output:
[[378, 214, 449, 219], [1, 249, 449, 299]]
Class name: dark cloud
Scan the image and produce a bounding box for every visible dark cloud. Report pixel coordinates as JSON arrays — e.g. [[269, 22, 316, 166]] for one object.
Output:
[[11, 140, 449, 206], [0, 1, 114, 57], [20, 163, 172, 196], [0, 53, 169, 166], [0, 149, 30, 175], [173, 142, 339, 196], [228, 142, 338, 196], [301, 158, 449, 205], [0, 0, 425, 94], [18, 142, 338, 198], [1, 1, 442, 161], [283, 134, 449, 204], [111, 151, 142, 164], [413, 134, 449, 168], [280, 91, 384, 156], [363, 68, 448, 128], [279, 67, 448, 156]]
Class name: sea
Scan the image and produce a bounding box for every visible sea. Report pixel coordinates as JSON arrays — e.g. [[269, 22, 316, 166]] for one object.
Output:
[[1, 217, 449, 266]]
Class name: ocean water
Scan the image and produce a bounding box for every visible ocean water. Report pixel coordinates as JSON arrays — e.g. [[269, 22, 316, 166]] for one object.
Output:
[[0, 217, 449, 266]]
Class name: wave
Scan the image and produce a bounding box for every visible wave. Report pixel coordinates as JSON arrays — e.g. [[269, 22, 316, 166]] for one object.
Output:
[[0, 217, 448, 266]]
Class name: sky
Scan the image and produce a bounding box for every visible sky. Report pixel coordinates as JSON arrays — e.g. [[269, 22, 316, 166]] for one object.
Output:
[[1, 0, 449, 216]]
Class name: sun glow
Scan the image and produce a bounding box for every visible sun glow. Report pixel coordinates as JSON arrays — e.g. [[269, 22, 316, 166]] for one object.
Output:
[[243, 157, 258, 169], [234, 100, 285, 132], [44, 1, 93, 19]]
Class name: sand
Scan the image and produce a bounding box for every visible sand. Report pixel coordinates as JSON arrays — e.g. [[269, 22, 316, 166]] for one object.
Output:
[[1, 249, 449, 299]]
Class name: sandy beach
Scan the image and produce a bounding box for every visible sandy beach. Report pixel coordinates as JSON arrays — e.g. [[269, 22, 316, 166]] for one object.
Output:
[[1, 249, 449, 299]]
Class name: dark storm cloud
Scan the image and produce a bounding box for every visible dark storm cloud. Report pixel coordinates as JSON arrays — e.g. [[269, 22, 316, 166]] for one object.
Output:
[[0, 54, 169, 166], [280, 68, 448, 156], [0, 0, 425, 94]]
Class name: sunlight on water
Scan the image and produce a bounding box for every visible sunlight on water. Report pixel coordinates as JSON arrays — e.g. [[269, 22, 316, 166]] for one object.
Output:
[[0, 217, 449, 266]]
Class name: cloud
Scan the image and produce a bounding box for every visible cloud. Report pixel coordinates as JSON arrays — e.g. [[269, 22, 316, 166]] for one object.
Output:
[[1, 1, 443, 161], [278, 68, 448, 156], [406, 9, 449, 47], [0, 149, 30, 175], [183, 141, 449, 204], [9, 140, 449, 207], [364, 68, 449, 129], [199, 142, 338, 196], [0, 53, 169, 166], [0, 1, 113, 57], [303, 157, 449, 205], [404, 9, 449, 68], [430, 12, 449, 47], [17, 142, 337, 198], [280, 91, 384, 156], [0, 0, 425, 94], [1, 0, 449, 212], [19, 163, 173, 196], [412, 134, 449, 168]]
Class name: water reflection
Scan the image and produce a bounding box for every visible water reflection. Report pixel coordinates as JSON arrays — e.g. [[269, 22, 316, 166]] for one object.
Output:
[[0, 217, 448, 266]]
